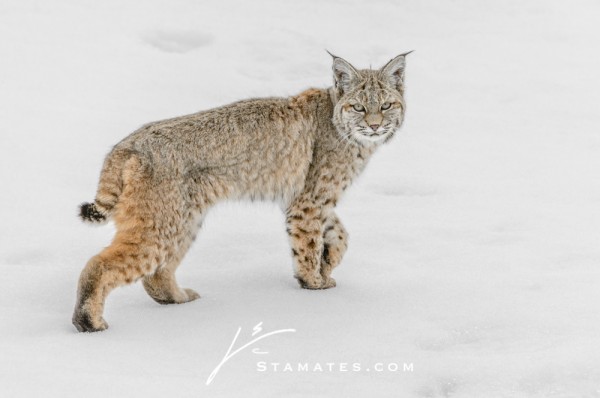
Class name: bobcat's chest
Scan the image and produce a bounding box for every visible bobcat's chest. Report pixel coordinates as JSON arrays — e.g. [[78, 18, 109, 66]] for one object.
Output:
[[345, 144, 375, 182], [312, 143, 375, 207]]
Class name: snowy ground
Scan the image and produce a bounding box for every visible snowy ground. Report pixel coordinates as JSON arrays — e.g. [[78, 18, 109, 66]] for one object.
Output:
[[1, 0, 600, 397]]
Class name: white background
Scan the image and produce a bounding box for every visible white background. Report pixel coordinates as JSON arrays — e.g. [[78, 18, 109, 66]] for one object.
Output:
[[1, 0, 599, 396]]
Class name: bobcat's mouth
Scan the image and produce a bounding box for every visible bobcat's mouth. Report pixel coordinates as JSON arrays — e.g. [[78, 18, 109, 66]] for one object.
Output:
[[366, 131, 384, 137], [354, 129, 390, 144]]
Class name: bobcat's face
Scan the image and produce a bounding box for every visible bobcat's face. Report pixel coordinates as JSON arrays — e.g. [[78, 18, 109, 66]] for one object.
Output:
[[331, 52, 411, 146]]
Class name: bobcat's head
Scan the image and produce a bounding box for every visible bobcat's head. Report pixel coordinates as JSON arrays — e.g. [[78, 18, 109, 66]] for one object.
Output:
[[330, 52, 411, 146]]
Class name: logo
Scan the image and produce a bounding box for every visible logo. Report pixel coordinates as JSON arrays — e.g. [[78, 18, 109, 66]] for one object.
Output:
[[206, 322, 414, 385], [206, 322, 296, 385]]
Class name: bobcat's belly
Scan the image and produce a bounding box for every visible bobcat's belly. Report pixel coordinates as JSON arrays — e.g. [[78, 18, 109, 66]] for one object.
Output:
[[235, 155, 311, 204], [231, 134, 313, 204]]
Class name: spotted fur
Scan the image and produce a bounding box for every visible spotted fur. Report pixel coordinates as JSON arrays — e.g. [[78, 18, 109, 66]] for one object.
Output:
[[72, 53, 411, 332]]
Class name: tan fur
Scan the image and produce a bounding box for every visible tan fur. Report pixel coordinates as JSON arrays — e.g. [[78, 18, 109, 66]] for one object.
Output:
[[73, 53, 411, 332]]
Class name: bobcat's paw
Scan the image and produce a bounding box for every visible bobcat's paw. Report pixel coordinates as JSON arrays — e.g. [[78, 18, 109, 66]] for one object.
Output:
[[72, 309, 108, 333], [147, 287, 201, 305], [321, 277, 336, 289], [183, 288, 201, 302], [296, 275, 336, 290]]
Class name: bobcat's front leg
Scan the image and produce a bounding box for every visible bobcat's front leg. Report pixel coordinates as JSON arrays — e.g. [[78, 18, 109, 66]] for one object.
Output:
[[286, 202, 334, 289], [320, 211, 348, 282]]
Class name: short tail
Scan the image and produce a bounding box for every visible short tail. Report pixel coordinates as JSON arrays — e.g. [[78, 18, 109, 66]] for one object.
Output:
[[79, 202, 109, 223], [79, 148, 136, 224]]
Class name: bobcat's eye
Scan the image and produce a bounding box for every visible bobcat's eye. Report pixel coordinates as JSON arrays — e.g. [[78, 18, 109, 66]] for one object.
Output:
[[352, 103, 365, 112], [381, 102, 392, 111]]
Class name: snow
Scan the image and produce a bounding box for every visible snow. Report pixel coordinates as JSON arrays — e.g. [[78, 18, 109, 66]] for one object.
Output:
[[1, 0, 600, 396]]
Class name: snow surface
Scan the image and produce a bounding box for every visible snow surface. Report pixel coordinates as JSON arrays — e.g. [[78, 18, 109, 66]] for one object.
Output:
[[1, 0, 600, 397]]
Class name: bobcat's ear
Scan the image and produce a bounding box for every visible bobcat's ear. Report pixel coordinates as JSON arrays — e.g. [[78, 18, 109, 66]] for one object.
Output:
[[380, 51, 413, 92], [327, 51, 360, 96]]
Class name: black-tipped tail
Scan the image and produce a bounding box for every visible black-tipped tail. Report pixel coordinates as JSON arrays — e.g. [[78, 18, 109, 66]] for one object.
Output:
[[79, 202, 107, 223]]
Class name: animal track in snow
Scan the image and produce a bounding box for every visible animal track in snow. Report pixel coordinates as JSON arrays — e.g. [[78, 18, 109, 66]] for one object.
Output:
[[143, 30, 213, 53]]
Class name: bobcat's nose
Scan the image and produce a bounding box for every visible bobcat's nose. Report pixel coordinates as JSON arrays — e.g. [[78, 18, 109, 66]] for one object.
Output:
[[369, 124, 380, 131]]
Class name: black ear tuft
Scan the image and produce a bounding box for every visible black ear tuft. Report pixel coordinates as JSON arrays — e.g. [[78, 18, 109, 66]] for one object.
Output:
[[325, 49, 337, 59], [380, 51, 413, 92]]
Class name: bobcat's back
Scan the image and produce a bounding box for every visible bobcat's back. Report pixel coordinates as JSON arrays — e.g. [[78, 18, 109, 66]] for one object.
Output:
[[91, 90, 333, 216]]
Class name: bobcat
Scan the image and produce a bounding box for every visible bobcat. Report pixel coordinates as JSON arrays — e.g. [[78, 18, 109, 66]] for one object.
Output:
[[73, 52, 411, 332]]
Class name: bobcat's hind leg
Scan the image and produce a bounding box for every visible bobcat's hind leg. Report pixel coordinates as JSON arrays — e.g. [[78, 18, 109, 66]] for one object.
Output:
[[72, 236, 162, 332], [143, 269, 200, 305], [73, 159, 194, 332], [143, 217, 202, 305]]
